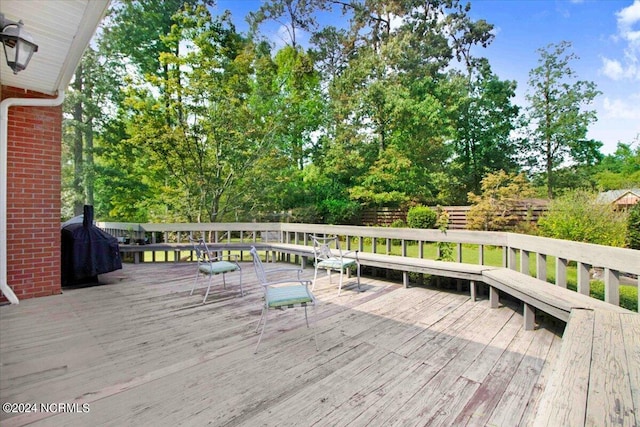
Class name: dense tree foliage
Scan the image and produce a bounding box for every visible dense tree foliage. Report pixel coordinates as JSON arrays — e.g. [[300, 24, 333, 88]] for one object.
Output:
[[62, 0, 636, 228]]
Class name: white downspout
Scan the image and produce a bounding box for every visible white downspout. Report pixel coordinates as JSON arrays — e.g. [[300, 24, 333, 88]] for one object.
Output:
[[0, 90, 65, 304]]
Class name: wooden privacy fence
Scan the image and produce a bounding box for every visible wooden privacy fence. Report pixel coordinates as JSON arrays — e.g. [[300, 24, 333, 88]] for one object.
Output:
[[362, 202, 548, 229], [361, 208, 407, 226]]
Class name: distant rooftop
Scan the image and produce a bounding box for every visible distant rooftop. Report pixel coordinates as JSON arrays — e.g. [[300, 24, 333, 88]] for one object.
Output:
[[597, 189, 640, 206]]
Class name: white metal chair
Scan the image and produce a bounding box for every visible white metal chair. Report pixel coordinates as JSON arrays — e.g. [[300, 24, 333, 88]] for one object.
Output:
[[189, 237, 242, 303], [311, 235, 361, 296], [249, 247, 317, 353]]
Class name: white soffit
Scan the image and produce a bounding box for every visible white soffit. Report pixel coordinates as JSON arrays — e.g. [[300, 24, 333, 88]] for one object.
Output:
[[0, 0, 110, 95]]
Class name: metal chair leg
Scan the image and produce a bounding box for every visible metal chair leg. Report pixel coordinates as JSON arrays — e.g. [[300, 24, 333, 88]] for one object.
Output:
[[255, 308, 269, 353], [312, 304, 318, 351], [202, 274, 214, 303], [255, 307, 266, 333]]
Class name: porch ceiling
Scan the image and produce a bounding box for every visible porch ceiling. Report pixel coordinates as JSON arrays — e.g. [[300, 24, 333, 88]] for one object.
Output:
[[0, 0, 110, 95]]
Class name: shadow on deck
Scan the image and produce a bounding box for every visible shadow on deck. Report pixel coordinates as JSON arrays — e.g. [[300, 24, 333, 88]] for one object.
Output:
[[0, 262, 563, 426]]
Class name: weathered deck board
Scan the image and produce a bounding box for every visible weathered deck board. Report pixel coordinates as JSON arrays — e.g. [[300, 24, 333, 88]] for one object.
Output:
[[1, 262, 563, 427], [586, 310, 636, 426], [623, 313, 640, 420], [533, 308, 640, 427]]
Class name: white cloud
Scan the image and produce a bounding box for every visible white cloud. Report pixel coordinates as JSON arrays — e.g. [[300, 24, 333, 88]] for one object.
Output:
[[616, 0, 640, 55], [603, 95, 640, 120], [601, 57, 625, 80], [600, 0, 640, 81], [617, 0, 640, 33]]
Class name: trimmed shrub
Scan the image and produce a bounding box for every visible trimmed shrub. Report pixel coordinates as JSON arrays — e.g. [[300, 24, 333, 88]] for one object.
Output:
[[407, 205, 437, 229]]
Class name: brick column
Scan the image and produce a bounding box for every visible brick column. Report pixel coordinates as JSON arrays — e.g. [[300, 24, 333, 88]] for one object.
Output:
[[2, 86, 62, 301]]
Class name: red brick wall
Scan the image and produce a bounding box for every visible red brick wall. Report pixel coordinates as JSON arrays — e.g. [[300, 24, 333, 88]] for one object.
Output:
[[2, 85, 62, 301]]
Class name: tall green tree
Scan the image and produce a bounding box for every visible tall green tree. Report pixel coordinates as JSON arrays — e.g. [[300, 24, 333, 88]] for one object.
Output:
[[449, 61, 519, 198], [125, 4, 271, 222], [268, 46, 325, 170], [63, 45, 124, 218], [314, 0, 495, 207], [521, 41, 601, 198]]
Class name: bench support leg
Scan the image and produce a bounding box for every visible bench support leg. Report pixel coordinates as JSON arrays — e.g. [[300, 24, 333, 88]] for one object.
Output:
[[470, 280, 476, 302], [489, 286, 499, 308], [523, 303, 535, 330], [403, 272, 409, 288]]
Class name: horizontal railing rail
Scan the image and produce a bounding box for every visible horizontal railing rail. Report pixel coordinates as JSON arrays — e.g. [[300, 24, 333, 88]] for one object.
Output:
[[96, 221, 640, 310]]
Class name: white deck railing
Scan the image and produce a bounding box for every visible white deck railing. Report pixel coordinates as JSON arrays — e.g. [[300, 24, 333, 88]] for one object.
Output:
[[97, 221, 640, 309]]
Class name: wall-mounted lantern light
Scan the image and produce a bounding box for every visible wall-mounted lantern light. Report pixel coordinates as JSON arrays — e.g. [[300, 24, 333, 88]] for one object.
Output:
[[0, 13, 38, 74]]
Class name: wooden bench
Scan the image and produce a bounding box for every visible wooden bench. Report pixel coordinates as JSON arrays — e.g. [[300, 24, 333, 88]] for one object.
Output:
[[354, 251, 495, 289], [268, 245, 496, 291], [533, 308, 640, 426], [481, 268, 630, 330]]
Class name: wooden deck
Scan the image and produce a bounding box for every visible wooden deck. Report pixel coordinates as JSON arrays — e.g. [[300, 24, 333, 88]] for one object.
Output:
[[1, 261, 564, 426]]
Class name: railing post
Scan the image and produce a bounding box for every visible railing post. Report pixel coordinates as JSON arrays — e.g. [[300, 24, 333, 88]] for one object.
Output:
[[479, 244, 484, 266], [556, 258, 567, 288], [577, 262, 591, 295], [507, 247, 517, 270], [604, 268, 620, 306], [536, 253, 547, 282], [520, 250, 529, 275]]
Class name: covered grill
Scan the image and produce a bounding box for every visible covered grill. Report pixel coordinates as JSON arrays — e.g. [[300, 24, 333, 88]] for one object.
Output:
[[61, 205, 122, 285]]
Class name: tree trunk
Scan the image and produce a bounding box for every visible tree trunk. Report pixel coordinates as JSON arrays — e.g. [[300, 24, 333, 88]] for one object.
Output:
[[72, 64, 84, 215]]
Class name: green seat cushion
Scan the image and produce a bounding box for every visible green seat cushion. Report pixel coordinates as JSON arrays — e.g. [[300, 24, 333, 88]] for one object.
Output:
[[199, 261, 239, 275], [266, 285, 313, 308], [317, 258, 355, 270]]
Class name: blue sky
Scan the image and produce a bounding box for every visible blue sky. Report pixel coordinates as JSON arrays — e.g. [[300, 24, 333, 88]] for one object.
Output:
[[214, 0, 640, 155]]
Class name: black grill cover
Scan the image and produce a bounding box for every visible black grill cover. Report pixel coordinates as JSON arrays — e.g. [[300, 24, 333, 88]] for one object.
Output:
[[61, 205, 122, 285]]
